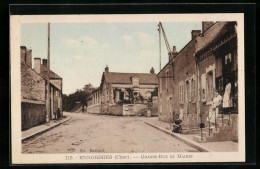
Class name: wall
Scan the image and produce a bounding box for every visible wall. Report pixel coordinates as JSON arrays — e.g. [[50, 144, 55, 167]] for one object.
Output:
[[158, 63, 175, 122], [21, 102, 46, 130], [158, 40, 198, 126], [21, 61, 46, 102], [87, 104, 101, 114], [123, 104, 147, 116], [109, 104, 123, 115], [172, 41, 198, 131], [52, 87, 62, 116], [50, 79, 62, 91], [197, 54, 216, 124]]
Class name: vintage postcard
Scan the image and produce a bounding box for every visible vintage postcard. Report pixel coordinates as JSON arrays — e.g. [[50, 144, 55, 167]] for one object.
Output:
[[10, 13, 245, 164]]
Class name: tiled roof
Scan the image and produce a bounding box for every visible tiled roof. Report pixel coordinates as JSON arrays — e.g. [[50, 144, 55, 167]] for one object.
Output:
[[103, 72, 158, 85], [39, 64, 62, 79]]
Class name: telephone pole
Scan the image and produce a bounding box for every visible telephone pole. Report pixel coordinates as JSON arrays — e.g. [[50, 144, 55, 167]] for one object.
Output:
[[158, 25, 161, 71], [46, 22, 51, 122]]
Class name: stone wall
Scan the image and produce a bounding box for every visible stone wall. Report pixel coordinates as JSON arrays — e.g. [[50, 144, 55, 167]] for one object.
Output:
[[50, 79, 62, 91], [21, 61, 46, 102], [87, 104, 101, 114], [21, 102, 46, 130], [123, 104, 147, 116], [109, 104, 123, 116], [21, 60, 46, 130]]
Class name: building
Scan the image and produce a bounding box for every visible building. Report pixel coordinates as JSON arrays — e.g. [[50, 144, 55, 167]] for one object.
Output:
[[87, 66, 158, 116], [33, 57, 63, 120], [21, 46, 63, 130], [158, 28, 202, 134], [194, 21, 238, 142], [157, 21, 238, 142], [86, 87, 101, 114], [21, 46, 46, 130]]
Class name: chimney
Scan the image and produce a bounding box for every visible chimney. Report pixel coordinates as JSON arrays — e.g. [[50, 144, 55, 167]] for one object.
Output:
[[202, 21, 214, 32], [191, 30, 201, 39], [105, 65, 109, 73], [34, 58, 41, 74], [169, 46, 178, 61], [42, 59, 48, 67], [25, 49, 32, 68], [150, 67, 155, 74], [20, 46, 26, 61]]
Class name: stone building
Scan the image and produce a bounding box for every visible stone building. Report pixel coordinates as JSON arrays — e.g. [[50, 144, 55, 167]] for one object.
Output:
[[157, 21, 238, 142], [86, 87, 101, 114], [34, 57, 63, 119], [87, 66, 158, 116], [158, 28, 202, 134], [21, 46, 63, 130], [21, 46, 46, 130]]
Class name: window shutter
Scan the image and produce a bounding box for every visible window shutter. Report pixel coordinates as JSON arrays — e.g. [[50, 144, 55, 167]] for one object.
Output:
[[201, 73, 207, 102]]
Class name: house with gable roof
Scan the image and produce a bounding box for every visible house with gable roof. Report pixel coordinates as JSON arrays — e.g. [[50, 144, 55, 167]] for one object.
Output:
[[87, 66, 158, 116], [33, 57, 63, 119]]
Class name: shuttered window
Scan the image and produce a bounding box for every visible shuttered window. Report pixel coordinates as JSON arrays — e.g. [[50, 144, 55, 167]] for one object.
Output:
[[191, 78, 196, 102], [179, 82, 184, 104]]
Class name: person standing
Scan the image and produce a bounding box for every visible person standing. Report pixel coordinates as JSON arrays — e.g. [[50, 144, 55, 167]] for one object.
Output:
[[57, 108, 61, 119], [172, 114, 182, 133]]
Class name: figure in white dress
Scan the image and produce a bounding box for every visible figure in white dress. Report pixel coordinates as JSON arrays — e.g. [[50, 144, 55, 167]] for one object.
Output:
[[208, 91, 223, 123], [223, 82, 232, 108]]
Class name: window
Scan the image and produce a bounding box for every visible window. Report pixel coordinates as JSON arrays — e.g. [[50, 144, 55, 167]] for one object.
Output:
[[185, 80, 191, 102], [107, 91, 109, 103], [225, 53, 232, 65], [166, 70, 169, 91], [206, 71, 214, 102], [191, 78, 196, 102], [179, 82, 184, 104], [120, 91, 124, 101], [201, 73, 207, 102]]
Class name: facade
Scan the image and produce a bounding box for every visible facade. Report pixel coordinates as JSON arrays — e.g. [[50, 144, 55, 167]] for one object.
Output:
[[21, 46, 63, 130], [158, 29, 202, 134], [158, 21, 238, 141], [34, 57, 63, 119], [86, 87, 101, 114], [194, 21, 238, 141], [87, 66, 158, 115], [21, 46, 46, 130]]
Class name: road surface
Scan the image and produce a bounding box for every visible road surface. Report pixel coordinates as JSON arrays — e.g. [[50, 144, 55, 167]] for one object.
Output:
[[22, 112, 199, 153]]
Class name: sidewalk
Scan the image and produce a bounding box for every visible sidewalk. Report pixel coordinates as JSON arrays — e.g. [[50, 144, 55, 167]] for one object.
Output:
[[22, 115, 71, 142], [142, 117, 238, 152]]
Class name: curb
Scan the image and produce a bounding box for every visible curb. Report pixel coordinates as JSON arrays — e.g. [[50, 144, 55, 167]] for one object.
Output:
[[22, 116, 72, 142], [143, 120, 214, 152]]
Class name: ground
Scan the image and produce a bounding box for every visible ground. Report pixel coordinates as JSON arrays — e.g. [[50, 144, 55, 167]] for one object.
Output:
[[22, 112, 199, 153]]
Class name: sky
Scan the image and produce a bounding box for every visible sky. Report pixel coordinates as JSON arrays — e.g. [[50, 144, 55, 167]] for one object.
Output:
[[21, 22, 201, 95]]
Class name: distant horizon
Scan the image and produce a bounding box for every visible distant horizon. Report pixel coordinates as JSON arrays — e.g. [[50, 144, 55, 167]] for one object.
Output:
[[21, 22, 202, 95]]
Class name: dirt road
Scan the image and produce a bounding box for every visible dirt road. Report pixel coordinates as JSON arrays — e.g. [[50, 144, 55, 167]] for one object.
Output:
[[22, 112, 199, 153]]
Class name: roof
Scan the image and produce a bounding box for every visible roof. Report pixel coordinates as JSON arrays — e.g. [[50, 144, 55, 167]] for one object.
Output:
[[195, 22, 237, 57], [103, 72, 158, 85], [39, 64, 62, 79]]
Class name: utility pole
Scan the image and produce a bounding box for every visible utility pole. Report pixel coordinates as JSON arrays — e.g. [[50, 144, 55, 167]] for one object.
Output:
[[46, 22, 51, 122], [158, 25, 161, 71]]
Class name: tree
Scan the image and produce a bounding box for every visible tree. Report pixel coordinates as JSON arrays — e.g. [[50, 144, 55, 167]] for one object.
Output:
[[62, 83, 96, 112], [149, 87, 158, 102]]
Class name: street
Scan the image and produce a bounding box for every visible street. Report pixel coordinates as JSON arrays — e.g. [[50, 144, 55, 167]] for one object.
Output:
[[22, 113, 199, 153]]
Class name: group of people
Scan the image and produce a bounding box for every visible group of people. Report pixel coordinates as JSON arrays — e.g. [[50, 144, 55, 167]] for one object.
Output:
[[172, 81, 233, 134]]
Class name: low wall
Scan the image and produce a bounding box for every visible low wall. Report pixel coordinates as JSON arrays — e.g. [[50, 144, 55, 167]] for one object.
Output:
[[21, 102, 46, 130], [87, 104, 101, 114], [123, 104, 147, 116], [230, 114, 238, 142], [109, 104, 123, 116]]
